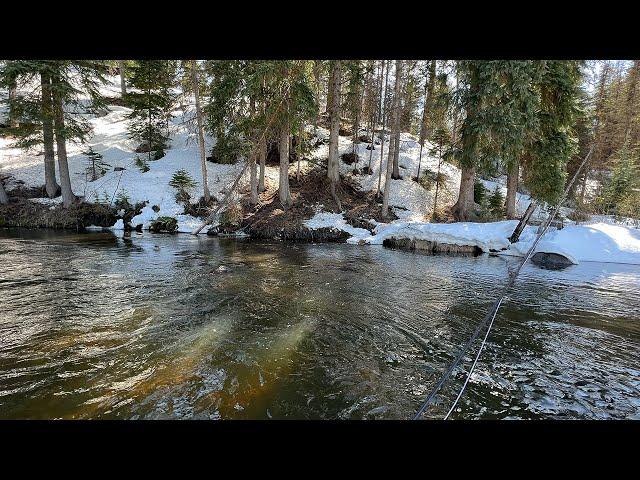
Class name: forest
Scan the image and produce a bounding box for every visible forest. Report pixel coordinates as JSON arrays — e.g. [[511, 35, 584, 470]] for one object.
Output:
[[1, 60, 640, 421], [1, 60, 638, 239]]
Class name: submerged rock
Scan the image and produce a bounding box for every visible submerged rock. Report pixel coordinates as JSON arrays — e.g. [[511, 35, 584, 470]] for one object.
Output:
[[531, 251, 576, 270], [149, 216, 178, 234], [216, 265, 232, 273]]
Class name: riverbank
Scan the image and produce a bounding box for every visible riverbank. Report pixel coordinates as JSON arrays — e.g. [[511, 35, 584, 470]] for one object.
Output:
[[2, 76, 639, 265]]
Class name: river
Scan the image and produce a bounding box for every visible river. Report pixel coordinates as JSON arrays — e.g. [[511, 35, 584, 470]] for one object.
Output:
[[1, 228, 639, 419]]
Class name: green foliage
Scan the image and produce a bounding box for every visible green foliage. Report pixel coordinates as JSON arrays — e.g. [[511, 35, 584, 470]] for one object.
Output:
[[126, 60, 176, 160], [597, 145, 639, 215], [169, 169, 197, 190], [83, 146, 109, 181], [204, 60, 318, 162], [169, 169, 197, 204], [149, 216, 178, 233], [487, 186, 505, 218], [0, 60, 108, 151], [523, 61, 582, 205], [418, 168, 448, 191], [474, 180, 487, 204], [134, 155, 150, 173], [210, 132, 244, 164], [114, 190, 131, 210]]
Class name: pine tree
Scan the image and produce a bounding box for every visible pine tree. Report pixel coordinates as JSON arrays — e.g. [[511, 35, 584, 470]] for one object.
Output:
[[452, 61, 544, 221], [488, 186, 505, 218], [83, 146, 109, 181], [522, 61, 582, 206], [599, 144, 638, 214], [0, 60, 107, 206], [126, 60, 176, 162]]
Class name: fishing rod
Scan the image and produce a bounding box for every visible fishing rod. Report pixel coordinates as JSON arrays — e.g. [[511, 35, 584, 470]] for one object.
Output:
[[413, 145, 594, 420]]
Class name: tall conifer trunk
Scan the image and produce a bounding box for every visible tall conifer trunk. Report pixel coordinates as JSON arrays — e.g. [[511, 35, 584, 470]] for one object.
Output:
[[327, 61, 341, 185], [51, 70, 77, 208], [453, 165, 476, 221], [258, 136, 266, 192], [0, 181, 8, 205], [279, 123, 292, 206], [40, 71, 60, 198], [191, 61, 210, 203], [119, 60, 127, 96], [382, 61, 403, 217], [505, 161, 519, 219]]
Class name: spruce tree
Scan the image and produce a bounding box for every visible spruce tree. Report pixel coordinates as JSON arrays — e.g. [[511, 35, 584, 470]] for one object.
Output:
[[126, 60, 176, 162], [0, 60, 107, 206], [522, 61, 582, 206]]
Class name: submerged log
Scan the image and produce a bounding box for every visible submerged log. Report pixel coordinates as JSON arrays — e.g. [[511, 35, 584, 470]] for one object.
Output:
[[382, 237, 482, 256]]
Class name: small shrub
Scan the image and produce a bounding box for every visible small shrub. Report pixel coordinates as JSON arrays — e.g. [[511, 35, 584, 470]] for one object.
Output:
[[418, 169, 449, 192], [135, 155, 150, 173], [149, 216, 178, 233], [83, 147, 109, 181], [209, 133, 244, 164], [487, 186, 505, 218], [169, 169, 197, 204], [218, 201, 243, 228], [474, 180, 487, 205], [114, 190, 132, 210]]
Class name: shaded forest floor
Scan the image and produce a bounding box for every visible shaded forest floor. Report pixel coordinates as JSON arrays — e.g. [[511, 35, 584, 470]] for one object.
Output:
[[237, 167, 397, 241]]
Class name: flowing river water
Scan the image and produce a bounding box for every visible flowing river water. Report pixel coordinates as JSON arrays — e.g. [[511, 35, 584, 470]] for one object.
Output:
[[1, 228, 639, 419]]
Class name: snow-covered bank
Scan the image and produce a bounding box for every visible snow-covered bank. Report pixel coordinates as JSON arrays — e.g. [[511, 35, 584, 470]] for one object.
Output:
[[303, 208, 640, 265], [348, 219, 516, 251], [0, 76, 280, 234], [510, 222, 640, 265]]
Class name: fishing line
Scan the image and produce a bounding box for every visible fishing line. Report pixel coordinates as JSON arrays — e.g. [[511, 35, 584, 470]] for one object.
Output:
[[413, 145, 594, 420]]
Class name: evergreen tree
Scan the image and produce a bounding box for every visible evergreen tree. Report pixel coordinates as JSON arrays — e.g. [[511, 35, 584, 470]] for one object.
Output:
[[522, 61, 582, 206], [0, 60, 108, 206], [451, 60, 567, 221], [488, 186, 505, 218], [598, 144, 638, 214], [126, 60, 176, 162]]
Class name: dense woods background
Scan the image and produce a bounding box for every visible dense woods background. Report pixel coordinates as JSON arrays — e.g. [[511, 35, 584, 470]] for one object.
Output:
[[1, 60, 638, 226]]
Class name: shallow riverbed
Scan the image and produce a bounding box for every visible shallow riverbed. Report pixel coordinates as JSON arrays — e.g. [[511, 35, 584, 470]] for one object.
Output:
[[1, 228, 639, 419]]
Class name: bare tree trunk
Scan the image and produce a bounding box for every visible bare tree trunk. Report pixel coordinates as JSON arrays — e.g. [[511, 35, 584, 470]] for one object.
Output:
[[505, 161, 519, 219], [191, 61, 210, 203], [119, 60, 127, 96], [452, 164, 476, 221], [8, 77, 18, 129], [432, 145, 443, 220], [249, 150, 258, 205], [377, 62, 390, 197], [382, 61, 403, 217], [51, 71, 77, 208], [509, 201, 537, 243], [313, 60, 323, 135], [296, 124, 303, 181], [258, 136, 266, 192], [0, 180, 8, 205], [416, 60, 435, 180], [279, 123, 292, 206], [368, 60, 383, 173], [390, 61, 403, 180], [40, 71, 60, 198], [327, 61, 341, 185]]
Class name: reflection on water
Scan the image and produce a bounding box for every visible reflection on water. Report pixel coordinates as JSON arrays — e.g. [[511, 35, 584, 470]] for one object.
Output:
[[0, 228, 639, 419]]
